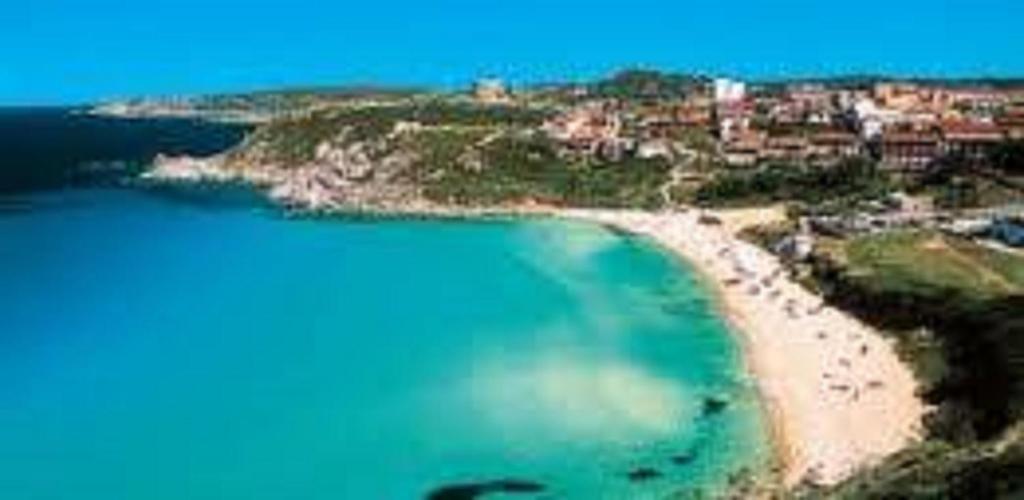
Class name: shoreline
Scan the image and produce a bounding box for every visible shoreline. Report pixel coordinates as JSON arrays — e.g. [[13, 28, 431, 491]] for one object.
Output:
[[641, 222, 796, 481], [241, 192, 926, 487], [569, 212, 793, 486], [274, 200, 925, 486], [554, 209, 797, 485], [662, 229, 796, 487], [140, 165, 925, 487], [556, 208, 926, 487]]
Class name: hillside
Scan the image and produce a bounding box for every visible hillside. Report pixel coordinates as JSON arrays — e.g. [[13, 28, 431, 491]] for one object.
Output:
[[196, 99, 672, 211]]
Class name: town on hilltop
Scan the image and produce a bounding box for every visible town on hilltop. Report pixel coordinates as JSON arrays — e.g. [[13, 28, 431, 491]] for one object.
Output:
[[132, 70, 1024, 248], [527, 72, 1024, 244], [481, 72, 1024, 174]]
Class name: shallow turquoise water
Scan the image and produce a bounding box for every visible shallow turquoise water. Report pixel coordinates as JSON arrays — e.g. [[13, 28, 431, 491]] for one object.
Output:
[[0, 188, 768, 499]]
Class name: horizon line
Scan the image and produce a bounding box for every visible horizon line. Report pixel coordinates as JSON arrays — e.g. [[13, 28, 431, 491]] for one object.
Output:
[[7, 67, 1024, 109]]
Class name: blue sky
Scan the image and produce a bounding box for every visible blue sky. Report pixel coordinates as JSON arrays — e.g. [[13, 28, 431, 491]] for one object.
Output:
[[3, 0, 1023, 105]]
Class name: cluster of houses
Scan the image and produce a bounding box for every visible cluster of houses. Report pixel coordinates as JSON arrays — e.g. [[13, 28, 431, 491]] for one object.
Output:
[[466, 76, 1024, 248], [539, 101, 632, 160], [525, 76, 1024, 169], [804, 192, 1024, 248]]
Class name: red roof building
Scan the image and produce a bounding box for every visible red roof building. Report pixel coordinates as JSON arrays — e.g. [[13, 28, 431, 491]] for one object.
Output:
[[880, 129, 942, 170], [761, 135, 810, 162], [810, 131, 862, 162], [939, 121, 1006, 162], [997, 108, 1024, 140]]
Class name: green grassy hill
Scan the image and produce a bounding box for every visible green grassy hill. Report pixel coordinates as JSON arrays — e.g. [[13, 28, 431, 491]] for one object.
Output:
[[805, 232, 1024, 499]]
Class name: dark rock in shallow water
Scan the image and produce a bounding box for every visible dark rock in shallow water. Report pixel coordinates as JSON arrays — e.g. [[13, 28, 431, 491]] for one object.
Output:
[[701, 396, 730, 416], [670, 452, 696, 466], [626, 467, 663, 482], [425, 479, 545, 499]]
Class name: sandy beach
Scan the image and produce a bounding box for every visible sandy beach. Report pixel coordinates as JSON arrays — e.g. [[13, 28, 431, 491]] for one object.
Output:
[[144, 156, 926, 486], [559, 207, 926, 486]]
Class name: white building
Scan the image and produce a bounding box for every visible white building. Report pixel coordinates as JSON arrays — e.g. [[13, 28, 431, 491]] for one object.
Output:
[[852, 98, 903, 138], [473, 79, 510, 104], [714, 78, 746, 103], [636, 140, 673, 160]]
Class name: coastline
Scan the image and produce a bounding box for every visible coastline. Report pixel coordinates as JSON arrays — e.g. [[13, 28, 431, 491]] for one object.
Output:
[[556, 208, 926, 487], [557, 209, 796, 482], [141, 160, 926, 487], [574, 211, 792, 487], [630, 219, 796, 482]]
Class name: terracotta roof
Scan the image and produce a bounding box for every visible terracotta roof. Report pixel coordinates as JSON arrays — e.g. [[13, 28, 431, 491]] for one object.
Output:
[[716, 101, 754, 115], [811, 131, 859, 145], [725, 131, 766, 152], [881, 131, 941, 144], [939, 121, 1005, 141], [997, 111, 1024, 127], [766, 135, 809, 149]]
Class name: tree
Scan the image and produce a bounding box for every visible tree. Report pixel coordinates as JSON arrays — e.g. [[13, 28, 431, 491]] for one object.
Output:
[[990, 140, 1024, 174]]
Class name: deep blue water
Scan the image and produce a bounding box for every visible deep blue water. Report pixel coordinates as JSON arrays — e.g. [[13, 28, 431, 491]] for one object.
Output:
[[0, 108, 247, 194], [0, 111, 767, 499]]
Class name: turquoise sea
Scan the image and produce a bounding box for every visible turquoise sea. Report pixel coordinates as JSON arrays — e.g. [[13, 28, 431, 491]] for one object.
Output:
[[0, 111, 767, 499]]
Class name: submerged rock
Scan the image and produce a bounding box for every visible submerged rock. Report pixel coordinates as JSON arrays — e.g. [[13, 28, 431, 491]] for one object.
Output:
[[425, 479, 545, 499], [702, 395, 730, 416], [670, 452, 696, 466], [626, 467, 663, 482]]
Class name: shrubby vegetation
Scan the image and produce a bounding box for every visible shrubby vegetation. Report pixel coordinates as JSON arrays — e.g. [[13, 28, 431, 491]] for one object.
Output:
[[233, 100, 670, 208], [693, 159, 892, 210], [990, 140, 1024, 175], [695, 146, 1023, 212], [192, 86, 423, 115], [241, 101, 551, 164], [416, 133, 670, 208], [911, 148, 1024, 209], [590, 69, 708, 100], [806, 429, 1024, 499]]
